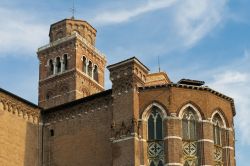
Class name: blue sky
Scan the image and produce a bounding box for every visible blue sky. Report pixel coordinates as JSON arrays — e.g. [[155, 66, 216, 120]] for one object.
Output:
[[0, 0, 249, 164]]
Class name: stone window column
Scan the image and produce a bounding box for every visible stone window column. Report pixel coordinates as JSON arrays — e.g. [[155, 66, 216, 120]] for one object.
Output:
[[85, 60, 89, 75], [61, 58, 65, 72], [91, 66, 94, 78]]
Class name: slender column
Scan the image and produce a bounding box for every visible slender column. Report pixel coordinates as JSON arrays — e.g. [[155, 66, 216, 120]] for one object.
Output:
[[53, 61, 56, 74], [61, 59, 65, 72], [91, 66, 94, 78], [86, 60, 89, 75], [140, 120, 147, 165]]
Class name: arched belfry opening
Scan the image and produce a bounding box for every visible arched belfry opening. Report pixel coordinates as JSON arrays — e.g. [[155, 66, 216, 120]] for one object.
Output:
[[63, 54, 68, 71], [93, 65, 98, 82], [88, 61, 93, 77], [56, 57, 61, 74], [48, 59, 54, 76], [82, 56, 87, 73]]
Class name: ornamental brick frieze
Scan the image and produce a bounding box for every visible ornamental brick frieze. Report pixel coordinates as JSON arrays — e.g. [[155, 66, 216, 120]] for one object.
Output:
[[110, 118, 140, 140], [0, 94, 40, 124]]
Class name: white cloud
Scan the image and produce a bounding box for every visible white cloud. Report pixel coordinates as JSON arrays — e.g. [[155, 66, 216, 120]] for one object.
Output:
[[211, 71, 248, 85], [208, 50, 250, 145], [92, 0, 228, 49], [0, 8, 48, 56], [92, 0, 178, 25], [174, 0, 228, 47]]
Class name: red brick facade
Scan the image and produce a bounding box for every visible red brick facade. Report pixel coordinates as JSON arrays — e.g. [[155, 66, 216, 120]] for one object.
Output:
[[0, 18, 236, 166]]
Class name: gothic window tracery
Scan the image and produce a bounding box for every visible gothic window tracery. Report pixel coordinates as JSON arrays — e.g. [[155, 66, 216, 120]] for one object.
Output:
[[147, 106, 164, 166], [181, 106, 199, 166], [212, 113, 225, 166]]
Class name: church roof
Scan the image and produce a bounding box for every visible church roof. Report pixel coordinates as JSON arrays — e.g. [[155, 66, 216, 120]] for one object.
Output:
[[42, 89, 112, 114], [49, 18, 97, 35], [107, 56, 150, 71]]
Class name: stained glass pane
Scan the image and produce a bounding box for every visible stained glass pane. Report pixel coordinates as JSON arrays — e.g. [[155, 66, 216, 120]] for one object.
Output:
[[150, 161, 155, 166], [156, 115, 163, 139], [148, 106, 164, 165], [148, 115, 154, 140], [217, 127, 221, 145], [158, 160, 164, 166], [182, 119, 189, 140], [189, 120, 196, 140]]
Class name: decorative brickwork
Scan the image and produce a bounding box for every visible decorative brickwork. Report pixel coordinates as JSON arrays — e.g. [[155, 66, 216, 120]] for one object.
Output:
[[0, 18, 236, 166], [38, 19, 106, 109]]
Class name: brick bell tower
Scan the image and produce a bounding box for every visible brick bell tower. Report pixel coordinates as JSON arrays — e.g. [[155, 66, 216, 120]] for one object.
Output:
[[37, 18, 106, 109]]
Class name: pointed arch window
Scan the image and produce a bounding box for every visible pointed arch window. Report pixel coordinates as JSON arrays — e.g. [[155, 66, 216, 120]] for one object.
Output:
[[147, 106, 164, 166], [212, 113, 224, 165], [182, 108, 198, 141], [181, 106, 200, 166], [212, 114, 223, 146]]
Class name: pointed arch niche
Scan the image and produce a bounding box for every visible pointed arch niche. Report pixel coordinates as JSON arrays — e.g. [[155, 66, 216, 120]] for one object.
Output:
[[141, 102, 167, 166]]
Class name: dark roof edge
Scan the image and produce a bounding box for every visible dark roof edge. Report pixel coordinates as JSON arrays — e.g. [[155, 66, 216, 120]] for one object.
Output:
[[107, 56, 150, 71], [0, 88, 40, 109], [43, 89, 112, 114], [139, 83, 236, 116]]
